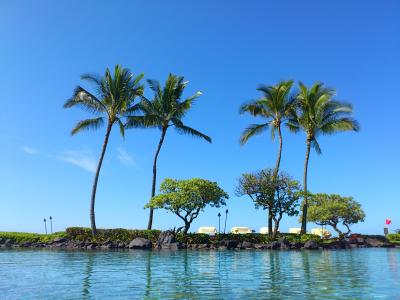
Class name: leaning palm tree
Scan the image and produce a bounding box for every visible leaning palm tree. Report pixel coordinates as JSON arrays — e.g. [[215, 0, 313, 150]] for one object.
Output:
[[239, 80, 294, 237], [64, 65, 144, 235], [126, 74, 211, 229], [288, 82, 359, 234]]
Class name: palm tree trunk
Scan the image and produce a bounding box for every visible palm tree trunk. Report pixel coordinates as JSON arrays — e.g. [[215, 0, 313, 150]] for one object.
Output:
[[273, 125, 283, 178], [147, 127, 167, 230], [269, 125, 283, 237], [301, 136, 311, 234], [90, 122, 112, 236]]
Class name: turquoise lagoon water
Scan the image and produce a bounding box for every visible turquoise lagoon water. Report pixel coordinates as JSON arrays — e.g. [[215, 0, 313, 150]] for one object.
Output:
[[0, 248, 399, 299]]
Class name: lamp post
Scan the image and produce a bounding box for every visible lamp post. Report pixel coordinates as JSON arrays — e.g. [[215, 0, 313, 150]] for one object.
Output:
[[218, 213, 221, 234], [224, 209, 228, 234], [43, 218, 47, 234], [49, 216, 53, 234]]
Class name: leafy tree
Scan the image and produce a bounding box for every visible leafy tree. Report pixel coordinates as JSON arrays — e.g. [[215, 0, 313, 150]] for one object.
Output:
[[288, 82, 359, 233], [64, 65, 144, 235], [146, 178, 228, 234], [126, 74, 211, 230], [236, 169, 301, 238], [239, 80, 295, 236], [306, 193, 365, 238]]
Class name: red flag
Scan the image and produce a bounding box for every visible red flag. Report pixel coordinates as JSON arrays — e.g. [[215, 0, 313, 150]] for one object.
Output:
[[385, 219, 391, 225]]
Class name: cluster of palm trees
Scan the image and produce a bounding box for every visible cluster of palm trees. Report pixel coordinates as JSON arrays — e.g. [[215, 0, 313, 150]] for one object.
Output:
[[240, 80, 359, 234], [64, 65, 211, 235], [64, 65, 359, 236]]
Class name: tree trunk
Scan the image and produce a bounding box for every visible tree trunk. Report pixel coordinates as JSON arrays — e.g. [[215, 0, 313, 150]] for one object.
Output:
[[90, 122, 112, 236], [273, 125, 283, 178], [272, 217, 281, 239], [147, 127, 167, 230], [268, 210, 273, 238], [301, 136, 311, 234], [183, 221, 190, 234], [331, 224, 344, 239], [269, 125, 283, 237]]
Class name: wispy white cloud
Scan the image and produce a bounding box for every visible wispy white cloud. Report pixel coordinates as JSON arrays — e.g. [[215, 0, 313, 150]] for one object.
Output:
[[117, 147, 135, 167], [22, 146, 39, 155], [57, 150, 97, 173]]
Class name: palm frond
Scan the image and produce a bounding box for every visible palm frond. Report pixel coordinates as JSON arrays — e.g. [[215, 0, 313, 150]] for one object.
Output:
[[173, 120, 211, 143], [64, 86, 108, 116], [71, 117, 105, 135], [311, 139, 322, 154], [117, 118, 125, 139], [239, 123, 269, 145], [125, 115, 162, 129]]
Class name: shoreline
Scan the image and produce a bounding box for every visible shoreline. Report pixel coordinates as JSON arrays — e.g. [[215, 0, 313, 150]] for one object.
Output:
[[1, 235, 397, 251]]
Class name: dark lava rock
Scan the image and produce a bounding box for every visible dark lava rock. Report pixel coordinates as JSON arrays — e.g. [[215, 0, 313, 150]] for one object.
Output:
[[356, 237, 365, 245], [169, 243, 181, 250], [118, 242, 126, 248], [129, 238, 152, 249], [290, 242, 303, 249], [224, 240, 239, 249], [266, 241, 280, 250], [254, 243, 268, 250], [241, 241, 254, 249], [3, 239, 13, 248], [198, 243, 209, 249], [20, 242, 32, 247], [157, 230, 178, 249], [86, 243, 98, 249], [52, 237, 68, 244], [278, 237, 291, 249], [365, 237, 392, 248], [325, 240, 349, 250], [303, 240, 320, 250]]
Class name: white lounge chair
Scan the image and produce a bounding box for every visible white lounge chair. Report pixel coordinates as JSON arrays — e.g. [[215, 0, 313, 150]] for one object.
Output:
[[259, 227, 280, 234], [230, 227, 252, 234], [289, 228, 301, 234], [197, 227, 217, 235], [311, 228, 331, 238]]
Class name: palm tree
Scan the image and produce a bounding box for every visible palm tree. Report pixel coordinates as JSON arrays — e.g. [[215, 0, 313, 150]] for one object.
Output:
[[239, 80, 294, 237], [126, 74, 212, 229], [288, 82, 359, 234], [64, 65, 144, 235]]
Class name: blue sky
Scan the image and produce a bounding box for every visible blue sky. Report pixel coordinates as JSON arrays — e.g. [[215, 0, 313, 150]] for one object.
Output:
[[0, 1, 399, 234]]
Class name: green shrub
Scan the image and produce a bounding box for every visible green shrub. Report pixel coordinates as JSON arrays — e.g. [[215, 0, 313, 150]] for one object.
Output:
[[65, 227, 161, 243], [177, 233, 211, 244], [280, 233, 322, 244], [387, 233, 400, 243], [0, 232, 67, 244]]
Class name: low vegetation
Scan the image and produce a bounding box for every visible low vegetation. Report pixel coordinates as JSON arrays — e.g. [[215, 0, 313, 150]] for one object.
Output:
[[0, 232, 67, 244], [387, 233, 400, 244], [65, 227, 161, 243]]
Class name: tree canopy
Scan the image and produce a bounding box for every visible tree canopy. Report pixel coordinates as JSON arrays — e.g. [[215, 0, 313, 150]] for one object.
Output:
[[306, 193, 365, 238], [236, 169, 301, 238], [146, 178, 228, 233]]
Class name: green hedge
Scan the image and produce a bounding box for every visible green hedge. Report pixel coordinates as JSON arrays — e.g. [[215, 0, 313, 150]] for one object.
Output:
[[0, 229, 325, 245], [0, 232, 67, 244], [177, 233, 321, 244], [387, 233, 400, 243], [65, 227, 161, 243], [280, 233, 322, 244]]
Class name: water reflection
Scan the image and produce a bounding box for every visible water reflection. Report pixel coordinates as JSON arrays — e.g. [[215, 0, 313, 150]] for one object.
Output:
[[1, 249, 399, 299], [82, 252, 94, 299]]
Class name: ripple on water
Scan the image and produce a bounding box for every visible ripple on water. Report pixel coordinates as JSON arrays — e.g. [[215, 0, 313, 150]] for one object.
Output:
[[0, 248, 399, 299]]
